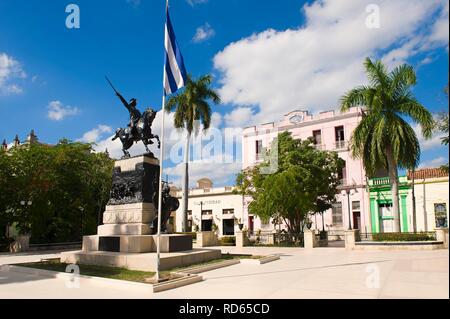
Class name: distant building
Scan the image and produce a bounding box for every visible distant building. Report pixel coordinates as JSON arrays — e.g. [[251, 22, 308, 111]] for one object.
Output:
[[173, 178, 245, 236], [407, 168, 449, 232], [242, 107, 370, 238], [368, 168, 449, 234]]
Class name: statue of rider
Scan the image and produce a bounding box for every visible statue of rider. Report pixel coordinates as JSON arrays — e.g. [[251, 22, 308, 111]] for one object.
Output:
[[115, 92, 142, 138]]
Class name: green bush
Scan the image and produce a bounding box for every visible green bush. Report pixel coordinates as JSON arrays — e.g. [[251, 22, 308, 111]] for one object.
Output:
[[372, 232, 435, 242], [220, 236, 236, 246]]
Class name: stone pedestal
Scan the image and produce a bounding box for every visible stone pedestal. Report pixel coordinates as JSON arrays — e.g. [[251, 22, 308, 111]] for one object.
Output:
[[436, 228, 449, 249], [10, 235, 30, 253], [236, 231, 249, 248], [304, 230, 318, 249], [197, 231, 218, 248], [80, 155, 192, 254], [345, 229, 360, 250]]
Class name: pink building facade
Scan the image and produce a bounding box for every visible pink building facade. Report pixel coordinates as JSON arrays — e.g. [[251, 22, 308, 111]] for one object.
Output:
[[241, 107, 371, 238]]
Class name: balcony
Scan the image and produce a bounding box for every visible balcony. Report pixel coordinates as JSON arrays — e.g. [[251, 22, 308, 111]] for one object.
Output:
[[334, 140, 349, 151], [368, 176, 408, 187]]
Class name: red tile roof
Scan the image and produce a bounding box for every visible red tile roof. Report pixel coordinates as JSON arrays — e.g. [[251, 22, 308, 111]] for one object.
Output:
[[408, 168, 449, 180]]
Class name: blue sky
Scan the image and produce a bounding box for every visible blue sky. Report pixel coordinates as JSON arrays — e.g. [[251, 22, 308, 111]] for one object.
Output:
[[0, 0, 448, 187]]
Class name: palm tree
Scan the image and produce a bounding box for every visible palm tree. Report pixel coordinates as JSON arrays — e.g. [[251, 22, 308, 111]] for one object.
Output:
[[340, 58, 434, 233], [165, 74, 221, 232]]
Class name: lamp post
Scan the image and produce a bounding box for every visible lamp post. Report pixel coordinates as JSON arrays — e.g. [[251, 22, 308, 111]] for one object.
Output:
[[20, 200, 32, 234], [79, 206, 85, 239], [342, 189, 356, 231], [195, 201, 204, 232]]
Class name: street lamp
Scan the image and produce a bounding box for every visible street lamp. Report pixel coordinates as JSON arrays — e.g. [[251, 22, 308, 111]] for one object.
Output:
[[79, 206, 85, 239], [341, 189, 357, 230], [195, 201, 204, 232]]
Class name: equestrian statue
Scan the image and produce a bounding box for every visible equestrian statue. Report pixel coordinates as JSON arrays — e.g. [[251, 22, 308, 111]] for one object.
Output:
[[106, 76, 161, 158]]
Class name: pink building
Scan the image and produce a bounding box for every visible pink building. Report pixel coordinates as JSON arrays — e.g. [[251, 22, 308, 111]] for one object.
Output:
[[242, 107, 370, 239]]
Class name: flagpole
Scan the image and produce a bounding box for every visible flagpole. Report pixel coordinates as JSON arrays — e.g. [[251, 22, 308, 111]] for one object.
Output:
[[156, 0, 169, 283]]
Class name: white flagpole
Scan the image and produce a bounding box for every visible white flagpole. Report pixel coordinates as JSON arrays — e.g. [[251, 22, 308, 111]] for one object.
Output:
[[156, 0, 169, 283]]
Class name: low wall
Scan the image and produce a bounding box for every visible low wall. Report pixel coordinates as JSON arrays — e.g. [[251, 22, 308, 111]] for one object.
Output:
[[196, 231, 218, 248], [354, 241, 445, 251], [28, 242, 82, 252]]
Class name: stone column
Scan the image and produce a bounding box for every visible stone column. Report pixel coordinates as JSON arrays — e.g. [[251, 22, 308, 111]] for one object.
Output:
[[344, 229, 360, 250], [197, 231, 218, 248], [303, 230, 318, 249], [436, 228, 449, 249], [11, 235, 30, 253], [235, 231, 249, 248]]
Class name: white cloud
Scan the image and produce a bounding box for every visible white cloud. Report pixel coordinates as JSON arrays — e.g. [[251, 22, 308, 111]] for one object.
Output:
[[213, 0, 449, 125], [166, 157, 241, 188], [428, 0, 449, 45], [224, 107, 254, 128], [90, 110, 242, 187], [0, 53, 26, 95], [193, 23, 215, 43], [419, 157, 447, 169], [211, 112, 222, 128], [413, 122, 447, 151], [47, 100, 80, 121], [78, 125, 112, 143], [186, 0, 208, 7]]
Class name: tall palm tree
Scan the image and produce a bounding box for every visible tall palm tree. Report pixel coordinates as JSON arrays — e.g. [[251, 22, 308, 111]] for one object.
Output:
[[341, 58, 433, 233], [165, 74, 221, 232]]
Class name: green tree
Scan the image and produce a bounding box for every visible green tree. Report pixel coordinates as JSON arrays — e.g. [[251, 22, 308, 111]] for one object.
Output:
[[4, 141, 113, 243], [165, 74, 220, 232], [435, 84, 449, 171], [235, 132, 343, 242], [340, 58, 434, 232]]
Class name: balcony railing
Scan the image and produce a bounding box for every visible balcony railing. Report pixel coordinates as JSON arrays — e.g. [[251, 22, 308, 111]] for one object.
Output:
[[369, 176, 408, 187], [334, 140, 349, 151]]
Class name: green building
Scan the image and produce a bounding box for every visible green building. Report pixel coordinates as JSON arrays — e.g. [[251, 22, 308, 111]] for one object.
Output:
[[368, 176, 411, 233]]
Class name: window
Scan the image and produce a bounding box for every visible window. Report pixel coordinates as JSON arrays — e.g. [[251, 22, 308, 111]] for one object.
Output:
[[202, 210, 213, 216], [335, 126, 345, 141], [352, 201, 361, 230], [338, 161, 346, 185], [223, 219, 235, 236], [256, 140, 263, 160], [352, 201, 360, 211], [332, 203, 343, 227], [312, 130, 322, 145], [335, 126, 346, 149], [435, 203, 448, 228], [223, 209, 234, 215]]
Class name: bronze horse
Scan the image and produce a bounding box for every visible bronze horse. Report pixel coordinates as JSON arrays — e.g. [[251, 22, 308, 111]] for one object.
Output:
[[113, 108, 161, 158]]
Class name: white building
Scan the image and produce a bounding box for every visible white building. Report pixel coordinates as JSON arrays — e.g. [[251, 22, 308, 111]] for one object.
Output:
[[407, 168, 449, 232], [174, 179, 246, 236]]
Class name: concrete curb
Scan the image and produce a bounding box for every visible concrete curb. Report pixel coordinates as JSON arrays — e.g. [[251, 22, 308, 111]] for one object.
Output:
[[178, 259, 241, 274], [153, 274, 203, 293], [240, 255, 280, 265], [6, 264, 203, 294], [7, 265, 154, 290]]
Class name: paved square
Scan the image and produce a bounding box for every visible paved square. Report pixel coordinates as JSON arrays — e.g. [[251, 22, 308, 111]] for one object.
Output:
[[0, 247, 448, 299]]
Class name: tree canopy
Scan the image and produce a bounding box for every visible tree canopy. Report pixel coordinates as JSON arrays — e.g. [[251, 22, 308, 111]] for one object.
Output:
[[235, 132, 344, 237], [0, 141, 114, 244]]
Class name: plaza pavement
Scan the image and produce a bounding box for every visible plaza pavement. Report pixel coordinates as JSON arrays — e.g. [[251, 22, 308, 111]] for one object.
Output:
[[0, 247, 448, 299]]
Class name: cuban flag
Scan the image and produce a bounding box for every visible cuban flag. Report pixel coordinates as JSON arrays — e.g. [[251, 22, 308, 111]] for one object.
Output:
[[164, 6, 187, 96]]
